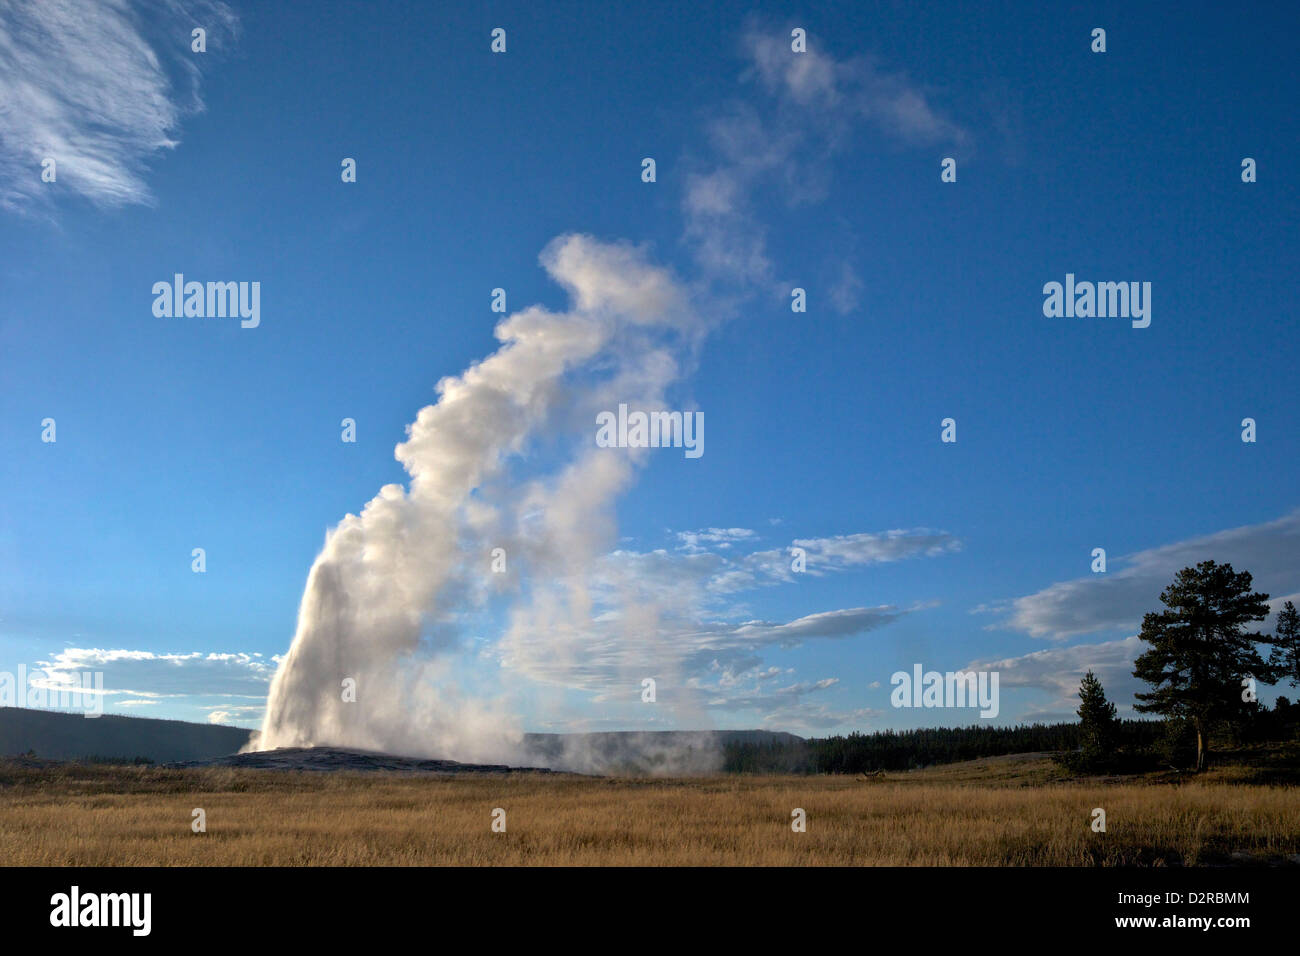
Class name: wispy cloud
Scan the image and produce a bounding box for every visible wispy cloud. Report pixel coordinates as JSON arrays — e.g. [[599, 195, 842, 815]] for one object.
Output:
[[683, 22, 968, 289], [744, 26, 968, 146], [675, 527, 756, 553], [496, 527, 956, 726], [965, 636, 1143, 718], [999, 511, 1300, 640], [828, 260, 864, 315], [0, 0, 236, 211], [35, 647, 274, 700]]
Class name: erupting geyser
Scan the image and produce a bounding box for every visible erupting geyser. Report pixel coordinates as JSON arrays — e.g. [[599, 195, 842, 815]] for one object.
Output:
[[256, 235, 697, 763]]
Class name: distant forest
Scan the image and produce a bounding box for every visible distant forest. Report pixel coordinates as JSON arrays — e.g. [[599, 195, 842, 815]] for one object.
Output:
[[722, 699, 1300, 774]]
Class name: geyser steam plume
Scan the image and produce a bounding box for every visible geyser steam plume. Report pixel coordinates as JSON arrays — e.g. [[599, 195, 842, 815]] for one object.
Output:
[[256, 235, 697, 760]]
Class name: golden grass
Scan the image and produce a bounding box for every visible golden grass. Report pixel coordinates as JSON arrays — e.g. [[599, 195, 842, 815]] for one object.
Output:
[[1, 756, 1297, 866]]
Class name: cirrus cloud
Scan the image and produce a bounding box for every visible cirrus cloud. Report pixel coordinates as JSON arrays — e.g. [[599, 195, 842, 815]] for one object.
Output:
[[0, 0, 236, 211]]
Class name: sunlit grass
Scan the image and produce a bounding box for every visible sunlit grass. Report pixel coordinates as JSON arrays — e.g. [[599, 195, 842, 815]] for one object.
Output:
[[1, 756, 1296, 866]]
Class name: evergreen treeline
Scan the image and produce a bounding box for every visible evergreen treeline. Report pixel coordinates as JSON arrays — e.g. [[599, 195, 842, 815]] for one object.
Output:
[[722, 719, 1166, 774], [723, 702, 1300, 775]]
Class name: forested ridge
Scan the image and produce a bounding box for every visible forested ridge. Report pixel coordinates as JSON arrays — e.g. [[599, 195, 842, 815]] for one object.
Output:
[[723, 701, 1300, 774]]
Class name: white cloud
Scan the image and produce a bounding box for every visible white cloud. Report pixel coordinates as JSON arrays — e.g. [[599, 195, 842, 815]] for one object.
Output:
[[829, 261, 864, 315], [744, 27, 967, 146], [965, 637, 1143, 716], [496, 525, 957, 726], [792, 530, 961, 569], [1002, 511, 1300, 640], [675, 527, 756, 553], [34, 647, 274, 699], [499, 522, 956, 712], [0, 0, 236, 210], [684, 24, 967, 290]]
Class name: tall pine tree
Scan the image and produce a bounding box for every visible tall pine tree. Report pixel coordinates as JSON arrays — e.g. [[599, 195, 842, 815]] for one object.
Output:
[[1133, 561, 1274, 771]]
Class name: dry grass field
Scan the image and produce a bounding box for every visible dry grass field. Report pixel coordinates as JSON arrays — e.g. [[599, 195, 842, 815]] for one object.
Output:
[[2, 753, 1298, 866]]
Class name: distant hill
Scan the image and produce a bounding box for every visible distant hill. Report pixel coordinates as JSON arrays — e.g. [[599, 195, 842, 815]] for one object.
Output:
[[0, 708, 801, 772], [0, 707, 253, 762], [167, 745, 564, 774]]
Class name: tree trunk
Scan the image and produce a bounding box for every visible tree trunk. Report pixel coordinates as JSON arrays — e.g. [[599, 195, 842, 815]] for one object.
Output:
[[1195, 722, 1207, 772]]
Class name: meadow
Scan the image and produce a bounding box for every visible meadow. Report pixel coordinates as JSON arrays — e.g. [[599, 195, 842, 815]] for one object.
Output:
[[1, 753, 1297, 867]]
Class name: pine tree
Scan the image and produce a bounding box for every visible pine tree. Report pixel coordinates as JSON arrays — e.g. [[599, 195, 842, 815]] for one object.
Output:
[[1133, 561, 1273, 771], [1268, 601, 1300, 689], [1077, 670, 1118, 768]]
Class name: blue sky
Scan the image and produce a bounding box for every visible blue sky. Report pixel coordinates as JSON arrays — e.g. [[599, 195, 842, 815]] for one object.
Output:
[[1, 0, 1297, 740]]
